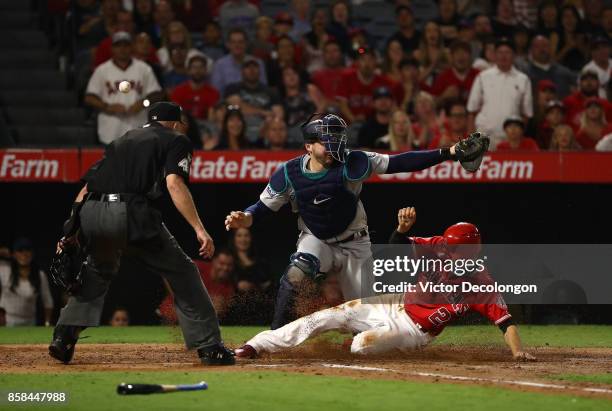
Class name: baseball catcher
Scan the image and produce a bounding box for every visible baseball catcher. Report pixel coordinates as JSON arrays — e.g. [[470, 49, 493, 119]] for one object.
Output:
[[225, 112, 489, 330], [235, 208, 535, 361]]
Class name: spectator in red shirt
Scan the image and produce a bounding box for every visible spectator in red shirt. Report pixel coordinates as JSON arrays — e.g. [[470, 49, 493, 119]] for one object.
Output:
[[337, 47, 393, 123], [550, 124, 581, 151], [158, 250, 237, 323], [563, 70, 612, 129], [430, 40, 478, 106], [576, 98, 612, 149], [537, 100, 566, 149], [311, 40, 346, 108], [170, 54, 220, 120], [497, 117, 539, 151], [429, 99, 469, 149]]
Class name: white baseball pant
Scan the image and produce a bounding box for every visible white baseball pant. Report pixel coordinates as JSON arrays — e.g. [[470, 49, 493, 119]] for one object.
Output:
[[246, 293, 434, 355]]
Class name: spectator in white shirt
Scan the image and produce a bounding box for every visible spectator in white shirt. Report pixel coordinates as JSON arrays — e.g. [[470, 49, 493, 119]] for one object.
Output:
[[0, 238, 53, 326], [467, 38, 533, 148], [582, 37, 611, 99], [84, 31, 162, 144]]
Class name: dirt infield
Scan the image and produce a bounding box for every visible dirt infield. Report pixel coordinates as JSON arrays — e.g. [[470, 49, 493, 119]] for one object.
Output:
[[1, 343, 611, 399]]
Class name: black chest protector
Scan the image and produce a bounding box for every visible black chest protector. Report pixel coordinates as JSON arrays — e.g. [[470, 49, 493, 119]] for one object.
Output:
[[284, 156, 359, 240]]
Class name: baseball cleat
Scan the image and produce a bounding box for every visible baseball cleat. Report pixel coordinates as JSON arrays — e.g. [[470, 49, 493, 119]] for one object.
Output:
[[48, 325, 82, 364], [198, 344, 236, 365], [234, 344, 257, 359]]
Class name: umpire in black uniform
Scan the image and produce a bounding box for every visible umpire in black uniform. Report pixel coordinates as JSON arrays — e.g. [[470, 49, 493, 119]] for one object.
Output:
[[49, 102, 234, 365]]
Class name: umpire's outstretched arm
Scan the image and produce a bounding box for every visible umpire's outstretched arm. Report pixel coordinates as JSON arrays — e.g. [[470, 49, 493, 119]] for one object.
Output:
[[166, 174, 214, 258]]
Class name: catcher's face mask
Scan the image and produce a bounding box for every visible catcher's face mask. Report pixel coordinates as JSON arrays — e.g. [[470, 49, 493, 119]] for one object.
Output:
[[315, 115, 348, 163]]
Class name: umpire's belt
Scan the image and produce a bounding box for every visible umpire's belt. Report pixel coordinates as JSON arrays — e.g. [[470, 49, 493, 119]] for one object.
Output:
[[323, 228, 368, 245], [87, 192, 136, 203]]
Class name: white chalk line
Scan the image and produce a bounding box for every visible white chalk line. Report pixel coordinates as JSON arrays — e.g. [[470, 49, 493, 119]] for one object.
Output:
[[247, 363, 612, 395]]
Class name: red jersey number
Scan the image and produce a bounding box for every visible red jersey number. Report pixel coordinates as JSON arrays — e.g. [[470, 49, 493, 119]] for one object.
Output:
[[427, 304, 469, 327]]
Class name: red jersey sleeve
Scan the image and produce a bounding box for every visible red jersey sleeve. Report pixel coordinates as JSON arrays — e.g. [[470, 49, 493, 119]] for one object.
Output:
[[471, 298, 512, 325]]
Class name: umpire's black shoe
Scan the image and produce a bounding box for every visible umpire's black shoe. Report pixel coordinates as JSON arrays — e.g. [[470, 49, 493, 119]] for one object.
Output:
[[48, 325, 82, 364], [197, 344, 235, 365]]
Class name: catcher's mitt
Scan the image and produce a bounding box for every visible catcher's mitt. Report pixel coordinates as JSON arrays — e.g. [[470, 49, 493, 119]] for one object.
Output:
[[49, 237, 85, 295], [454, 131, 490, 172]]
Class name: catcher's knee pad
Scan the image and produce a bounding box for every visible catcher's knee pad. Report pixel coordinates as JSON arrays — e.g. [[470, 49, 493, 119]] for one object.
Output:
[[283, 252, 322, 285]]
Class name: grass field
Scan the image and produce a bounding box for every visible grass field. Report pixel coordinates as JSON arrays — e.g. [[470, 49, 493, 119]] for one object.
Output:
[[0, 325, 611, 411], [2, 325, 611, 347]]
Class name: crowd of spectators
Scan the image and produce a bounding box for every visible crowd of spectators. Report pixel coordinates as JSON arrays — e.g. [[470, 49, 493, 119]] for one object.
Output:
[[55, 0, 612, 151]]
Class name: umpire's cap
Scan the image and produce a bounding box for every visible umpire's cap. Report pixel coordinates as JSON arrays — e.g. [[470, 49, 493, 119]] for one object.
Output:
[[148, 102, 182, 122]]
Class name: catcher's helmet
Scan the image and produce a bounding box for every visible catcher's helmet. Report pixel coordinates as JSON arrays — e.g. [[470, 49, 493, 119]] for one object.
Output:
[[301, 113, 348, 163], [443, 222, 482, 258]]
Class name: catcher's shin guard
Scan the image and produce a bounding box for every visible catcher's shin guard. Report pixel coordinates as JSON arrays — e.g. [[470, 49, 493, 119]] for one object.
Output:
[[270, 252, 321, 329]]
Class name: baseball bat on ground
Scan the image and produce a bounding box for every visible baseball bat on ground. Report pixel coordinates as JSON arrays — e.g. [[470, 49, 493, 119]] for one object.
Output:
[[117, 381, 208, 395]]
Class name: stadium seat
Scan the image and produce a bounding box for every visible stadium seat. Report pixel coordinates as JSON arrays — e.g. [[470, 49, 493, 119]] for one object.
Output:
[[0, 115, 15, 147], [0, 50, 56, 69], [0, 11, 35, 29], [365, 17, 397, 43], [0, 0, 31, 10], [4, 108, 86, 127], [0, 90, 77, 107], [0, 70, 66, 90], [352, 0, 393, 26], [11, 126, 98, 147], [312, 0, 332, 9], [0, 31, 48, 49], [260, 0, 286, 17]]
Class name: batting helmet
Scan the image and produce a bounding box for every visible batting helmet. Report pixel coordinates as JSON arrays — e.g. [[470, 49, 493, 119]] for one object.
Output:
[[301, 113, 348, 163], [443, 222, 482, 258]]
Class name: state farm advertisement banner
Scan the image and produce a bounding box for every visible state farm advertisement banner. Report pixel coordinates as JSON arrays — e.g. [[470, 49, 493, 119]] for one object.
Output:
[[1, 149, 611, 183], [0, 149, 79, 182]]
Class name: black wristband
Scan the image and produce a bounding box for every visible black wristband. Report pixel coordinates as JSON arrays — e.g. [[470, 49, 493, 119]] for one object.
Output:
[[440, 147, 456, 161]]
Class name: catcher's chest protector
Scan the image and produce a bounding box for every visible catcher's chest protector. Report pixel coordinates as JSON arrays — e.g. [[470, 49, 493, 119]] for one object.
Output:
[[285, 156, 358, 240]]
